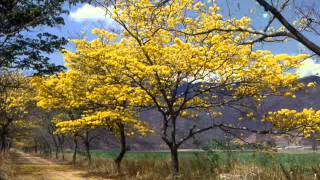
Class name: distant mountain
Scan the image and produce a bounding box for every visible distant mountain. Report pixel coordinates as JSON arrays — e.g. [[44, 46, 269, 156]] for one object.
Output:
[[299, 75, 320, 84]]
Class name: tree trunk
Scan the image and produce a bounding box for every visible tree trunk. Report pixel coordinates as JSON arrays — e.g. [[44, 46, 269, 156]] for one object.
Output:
[[34, 139, 38, 153], [55, 146, 59, 159], [43, 140, 52, 157], [0, 134, 6, 154], [84, 141, 91, 164], [51, 135, 59, 159], [312, 140, 317, 151], [57, 135, 65, 161], [170, 117, 179, 179], [114, 123, 126, 173], [162, 116, 180, 180], [48, 144, 52, 158], [0, 121, 11, 154], [312, 133, 318, 151], [60, 144, 65, 161], [72, 137, 78, 165], [170, 146, 179, 180]]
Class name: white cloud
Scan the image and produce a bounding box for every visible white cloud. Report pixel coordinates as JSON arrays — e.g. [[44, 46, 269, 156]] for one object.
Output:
[[70, 4, 111, 22], [296, 59, 320, 77], [262, 13, 269, 18]]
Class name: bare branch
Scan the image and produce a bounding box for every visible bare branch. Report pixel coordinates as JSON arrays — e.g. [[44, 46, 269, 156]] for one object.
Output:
[[256, 0, 320, 56]]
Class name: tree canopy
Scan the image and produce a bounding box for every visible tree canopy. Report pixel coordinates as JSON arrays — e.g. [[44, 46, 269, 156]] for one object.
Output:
[[0, 70, 33, 152], [0, 0, 89, 74]]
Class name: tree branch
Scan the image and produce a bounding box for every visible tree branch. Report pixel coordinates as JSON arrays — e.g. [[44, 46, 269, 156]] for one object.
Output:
[[256, 0, 320, 56]]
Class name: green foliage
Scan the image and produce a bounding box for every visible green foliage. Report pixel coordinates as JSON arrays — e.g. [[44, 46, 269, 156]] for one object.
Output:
[[0, 0, 90, 74], [205, 134, 242, 150]]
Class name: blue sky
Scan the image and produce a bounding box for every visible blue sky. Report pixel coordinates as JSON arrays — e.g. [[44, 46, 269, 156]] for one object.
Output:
[[43, 0, 320, 77]]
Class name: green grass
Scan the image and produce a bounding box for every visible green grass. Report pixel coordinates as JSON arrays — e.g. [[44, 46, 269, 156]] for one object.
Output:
[[89, 150, 200, 159], [228, 151, 320, 167], [89, 149, 320, 168], [50, 150, 320, 179]]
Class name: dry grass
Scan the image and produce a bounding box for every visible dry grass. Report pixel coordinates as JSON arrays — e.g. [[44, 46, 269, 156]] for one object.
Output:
[[49, 151, 320, 180], [0, 154, 13, 179]]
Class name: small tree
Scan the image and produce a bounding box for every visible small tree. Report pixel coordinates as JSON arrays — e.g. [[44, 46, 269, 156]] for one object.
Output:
[[0, 70, 33, 153], [33, 70, 152, 171]]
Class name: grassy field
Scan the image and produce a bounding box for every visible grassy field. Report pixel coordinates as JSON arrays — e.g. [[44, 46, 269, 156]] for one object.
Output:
[[89, 150, 203, 159], [89, 149, 320, 167], [71, 150, 320, 179]]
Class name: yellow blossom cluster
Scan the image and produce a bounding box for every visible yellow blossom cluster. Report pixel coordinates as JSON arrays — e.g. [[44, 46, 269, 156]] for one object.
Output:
[[264, 108, 320, 137], [0, 72, 32, 117], [32, 70, 152, 136], [32, 72, 87, 110], [55, 110, 152, 136], [0, 71, 33, 134]]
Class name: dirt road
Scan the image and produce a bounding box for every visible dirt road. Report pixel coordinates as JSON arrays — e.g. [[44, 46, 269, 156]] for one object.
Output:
[[9, 151, 104, 180]]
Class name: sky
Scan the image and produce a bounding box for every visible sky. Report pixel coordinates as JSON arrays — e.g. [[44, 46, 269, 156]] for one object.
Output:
[[43, 0, 320, 77]]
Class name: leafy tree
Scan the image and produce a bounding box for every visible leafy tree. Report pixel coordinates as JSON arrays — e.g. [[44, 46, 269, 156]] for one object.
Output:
[[32, 71, 152, 171], [32, 72, 88, 161], [64, 0, 308, 177], [0, 0, 89, 74], [156, 0, 320, 56], [0, 70, 33, 153]]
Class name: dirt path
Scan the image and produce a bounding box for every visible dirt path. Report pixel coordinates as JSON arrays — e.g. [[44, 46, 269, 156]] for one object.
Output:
[[9, 150, 106, 180]]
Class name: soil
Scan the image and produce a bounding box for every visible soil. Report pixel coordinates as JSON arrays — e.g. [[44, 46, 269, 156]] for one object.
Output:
[[9, 150, 107, 180]]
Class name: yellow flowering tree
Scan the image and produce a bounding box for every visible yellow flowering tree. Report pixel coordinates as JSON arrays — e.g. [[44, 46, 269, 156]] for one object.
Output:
[[32, 69, 151, 170], [0, 70, 33, 153], [62, 0, 309, 176], [32, 72, 86, 160]]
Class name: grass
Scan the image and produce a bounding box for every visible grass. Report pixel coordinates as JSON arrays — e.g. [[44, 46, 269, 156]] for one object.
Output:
[[64, 150, 320, 179], [89, 149, 320, 167], [225, 151, 320, 167], [89, 150, 200, 159], [0, 154, 12, 179], [10, 149, 320, 180]]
